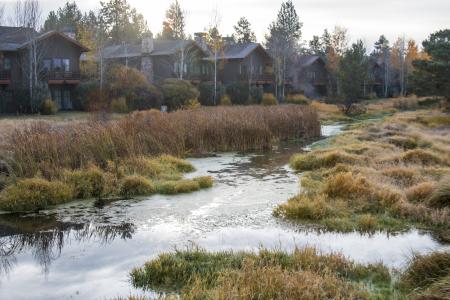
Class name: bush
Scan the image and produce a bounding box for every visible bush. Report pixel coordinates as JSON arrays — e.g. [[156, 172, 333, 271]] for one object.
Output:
[[261, 93, 277, 106], [157, 179, 200, 194], [406, 182, 435, 203], [0, 178, 73, 211], [184, 99, 201, 110], [198, 81, 224, 106], [220, 95, 232, 106], [286, 94, 310, 105], [427, 178, 450, 208], [119, 175, 156, 197], [40, 99, 58, 115], [249, 85, 263, 104], [65, 166, 106, 199], [402, 149, 442, 165], [110, 97, 129, 113], [161, 79, 199, 111], [194, 176, 213, 188], [226, 82, 249, 105]]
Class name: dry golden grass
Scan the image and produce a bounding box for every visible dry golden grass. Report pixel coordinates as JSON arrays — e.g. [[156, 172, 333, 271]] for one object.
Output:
[[279, 110, 450, 234]]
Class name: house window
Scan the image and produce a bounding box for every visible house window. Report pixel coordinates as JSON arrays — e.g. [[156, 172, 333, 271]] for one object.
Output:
[[62, 59, 70, 72], [43, 59, 51, 72], [53, 59, 62, 72], [3, 58, 11, 70]]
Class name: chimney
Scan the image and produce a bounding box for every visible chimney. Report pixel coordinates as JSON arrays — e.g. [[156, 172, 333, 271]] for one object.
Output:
[[141, 31, 154, 84], [61, 26, 76, 40], [141, 31, 154, 54]]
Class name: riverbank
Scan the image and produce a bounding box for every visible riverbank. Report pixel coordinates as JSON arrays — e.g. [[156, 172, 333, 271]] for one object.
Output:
[[275, 110, 450, 242], [0, 105, 320, 212]]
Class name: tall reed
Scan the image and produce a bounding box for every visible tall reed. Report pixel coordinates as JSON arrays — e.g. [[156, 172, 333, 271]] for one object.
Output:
[[2, 105, 320, 178]]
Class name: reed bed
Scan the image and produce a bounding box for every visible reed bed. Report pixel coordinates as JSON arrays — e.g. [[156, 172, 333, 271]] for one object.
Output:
[[2, 105, 320, 179]]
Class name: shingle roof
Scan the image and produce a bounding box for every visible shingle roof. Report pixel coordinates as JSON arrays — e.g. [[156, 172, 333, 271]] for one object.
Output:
[[0, 26, 37, 51], [205, 43, 268, 60], [0, 27, 89, 52], [100, 40, 202, 59], [296, 55, 322, 67]]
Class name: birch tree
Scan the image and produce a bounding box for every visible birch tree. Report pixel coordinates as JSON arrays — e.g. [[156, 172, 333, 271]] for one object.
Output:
[[205, 9, 223, 105], [265, 0, 302, 100]]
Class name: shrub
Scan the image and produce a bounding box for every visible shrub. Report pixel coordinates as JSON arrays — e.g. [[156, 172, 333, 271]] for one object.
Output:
[[399, 252, 450, 292], [184, 99, 201, 110], [110, 97, 129, 113], [0, 178, 73, 211], [357, 214, 378, 232], [275, 194, 333, 220], [261, 93, 277, 106], [161, 79, 200, 111], [286, 94, 310, 105], [220, 95, 232, 106], [157, 179, 200, 194], [402, 149, 442, 165], [158, 155, 195, 173], [427, 178, 450, 208], [40, 99, 58, 115], [65, 166, 106, 199], [393, 97, 419, 111], [290, 151, 359, 172], [249, 85, 263, 104], [198, 81, 224, 106], [381, 167, 419, 187], [121, 156, 164, 178], [119, 175, 156, 197], [406, 182, 435, 203], [194, 176, 214, 189], [225, 82, 249, 105]]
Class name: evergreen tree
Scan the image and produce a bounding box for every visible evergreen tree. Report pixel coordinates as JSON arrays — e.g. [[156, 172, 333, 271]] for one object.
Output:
[[372, 35, 391, 97], [411, 29, 450, 106], [99, 0, 148, 44], [308, 35, 324, 55], [43, 2, 82, 33], [158, 0, 185, 40], [338, 40, 369, 113], [233, 17, 256, 43]]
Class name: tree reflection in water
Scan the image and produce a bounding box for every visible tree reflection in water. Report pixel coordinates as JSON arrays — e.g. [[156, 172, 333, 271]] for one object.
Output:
[[0, 214, 135, 277]]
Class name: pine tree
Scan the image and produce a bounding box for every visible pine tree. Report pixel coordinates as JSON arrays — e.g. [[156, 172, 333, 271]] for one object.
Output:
[[159, 0, 185, 40], [43, 2, 82, 33], [233, 17, 256, 44], [338, 40, 369, 113]]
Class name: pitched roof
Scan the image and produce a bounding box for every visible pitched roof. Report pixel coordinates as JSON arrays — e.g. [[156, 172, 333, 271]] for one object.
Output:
[[0, 27, 89, 52], [296, 55, 322, 67], [100, 40, 204, 60], [205, 42, 270, 61], [0, 26, 37, 51]]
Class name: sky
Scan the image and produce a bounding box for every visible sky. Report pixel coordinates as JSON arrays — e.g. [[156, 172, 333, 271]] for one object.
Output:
[[1, 0, 449, 48]]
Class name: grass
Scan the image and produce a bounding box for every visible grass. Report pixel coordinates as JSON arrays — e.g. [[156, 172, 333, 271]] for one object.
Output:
[[130, 246, 393, 299], [278, 110, 450, 236], [0, 155, 213, 212]]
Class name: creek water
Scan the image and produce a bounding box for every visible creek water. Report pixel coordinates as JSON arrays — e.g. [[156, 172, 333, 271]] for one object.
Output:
[[0, 125, 447, 300]]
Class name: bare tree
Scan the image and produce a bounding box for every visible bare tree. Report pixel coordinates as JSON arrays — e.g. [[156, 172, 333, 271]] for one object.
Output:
[[206, 8, 223, 105], [173, 43, 200, 80], [12, 0, 45, 112]]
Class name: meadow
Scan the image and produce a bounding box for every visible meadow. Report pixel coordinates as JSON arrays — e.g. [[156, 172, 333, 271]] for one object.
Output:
[[0, 105, 320, 211]]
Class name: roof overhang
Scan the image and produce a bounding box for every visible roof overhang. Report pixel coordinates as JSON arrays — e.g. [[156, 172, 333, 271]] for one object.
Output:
[[19, 31, 90, 52]]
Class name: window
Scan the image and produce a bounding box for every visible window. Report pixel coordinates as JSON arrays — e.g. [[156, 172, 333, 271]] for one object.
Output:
[[62, 59, 70, 72], [43, 59, 51, 72], [4, 58, 11, 70], [53, 59, 62, 72]]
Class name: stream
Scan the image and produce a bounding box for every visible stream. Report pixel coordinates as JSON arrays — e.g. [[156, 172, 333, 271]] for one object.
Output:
[[0, 125, 447, 300]]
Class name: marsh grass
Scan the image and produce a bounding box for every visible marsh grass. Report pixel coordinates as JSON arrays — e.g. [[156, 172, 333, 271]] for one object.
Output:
[[130, 247, 393, 299], [278, 110, 450, 235]]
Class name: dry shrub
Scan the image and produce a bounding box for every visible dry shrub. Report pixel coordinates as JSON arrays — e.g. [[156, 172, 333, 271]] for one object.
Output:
[[274, 194, 333, 220], [385, 135, 418, 149], [402, 149, 442, 165], [290, 150, 359, 172], [427, 178, 450, 208], [7, 106, 319, 179], [64, 166, 106, 199], [194, 176, 214, 189], [157, 179, 201, 195], [261, 93, 278, 106], [399, 252, 450, 294], [286, 94, 310, 105], [406, 182, 435, 203], [357, 214, 378, 232], [220, 95, 232, 106], [382, 167, 420, 187]]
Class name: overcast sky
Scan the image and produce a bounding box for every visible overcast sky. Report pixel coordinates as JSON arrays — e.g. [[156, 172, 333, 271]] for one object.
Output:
[[2, 0, 449, 47]]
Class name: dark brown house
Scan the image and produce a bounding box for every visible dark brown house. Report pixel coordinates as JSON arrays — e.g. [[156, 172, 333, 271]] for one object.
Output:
[[290, 55, 328, 98], [0, 26, 89, 113], [95, 34, 210, 84], [202, 40, 274, 87]]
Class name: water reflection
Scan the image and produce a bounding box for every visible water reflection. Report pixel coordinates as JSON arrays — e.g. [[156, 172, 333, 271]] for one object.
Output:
[[0, 214, 135, 277]]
